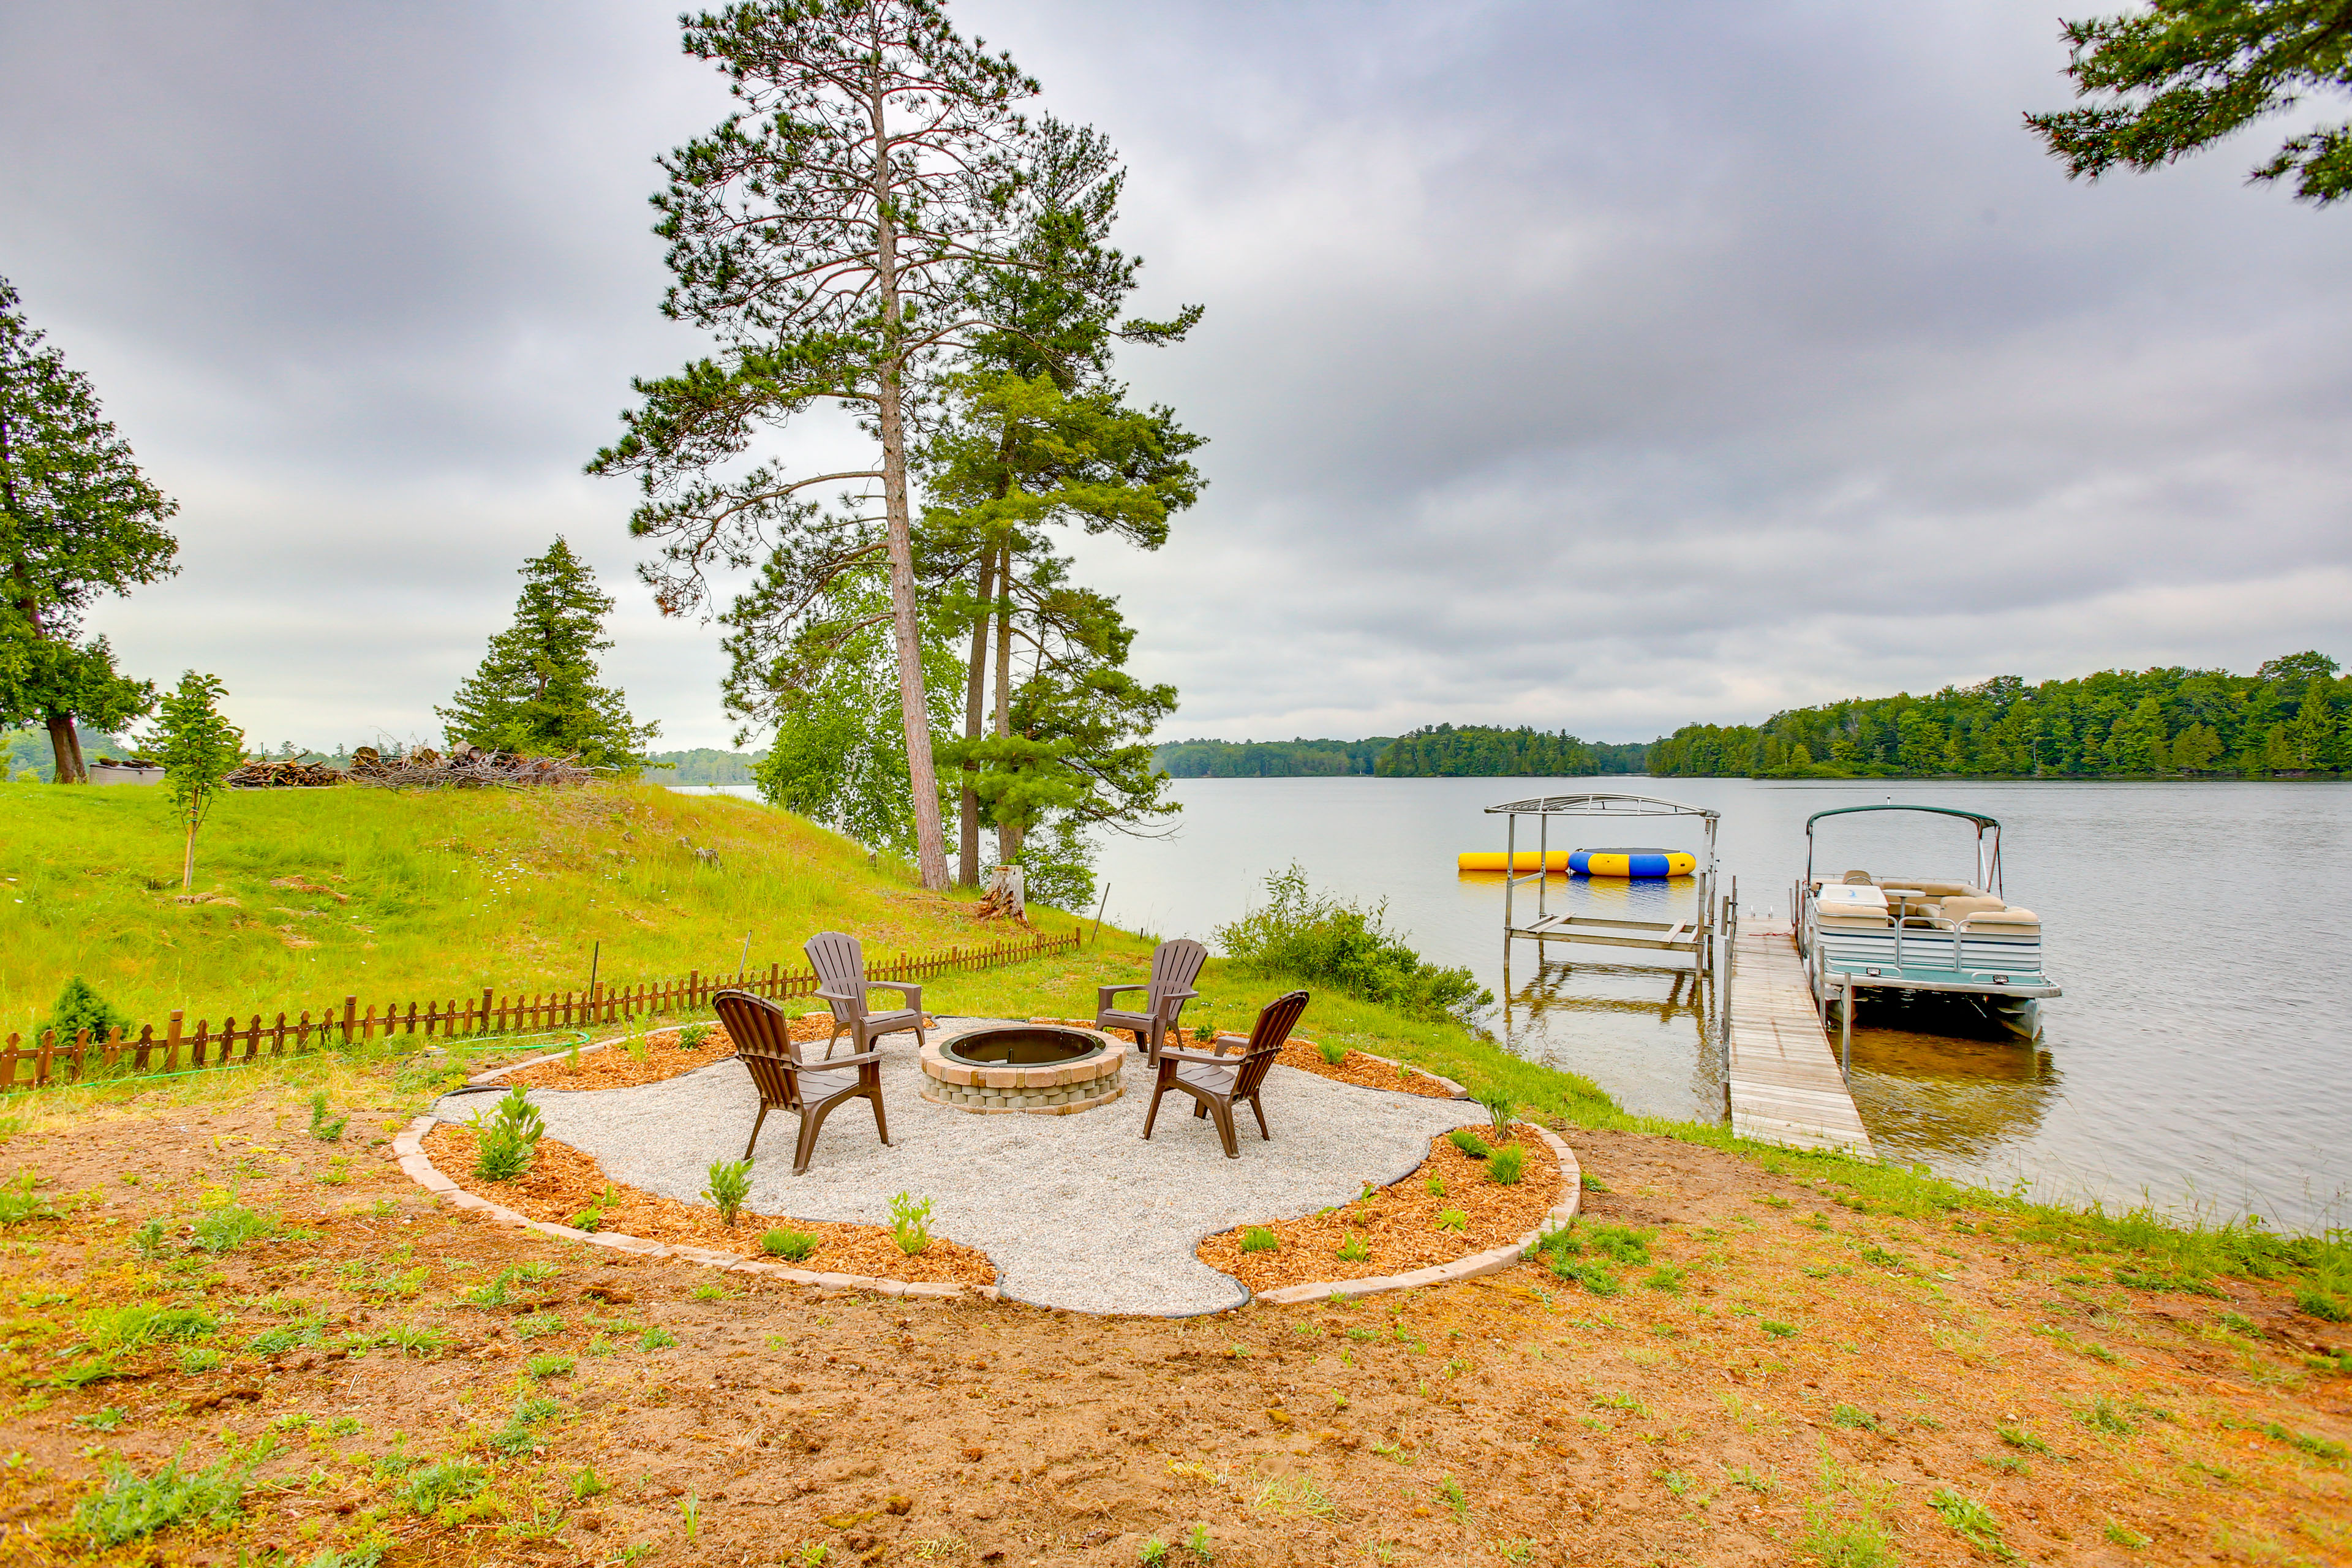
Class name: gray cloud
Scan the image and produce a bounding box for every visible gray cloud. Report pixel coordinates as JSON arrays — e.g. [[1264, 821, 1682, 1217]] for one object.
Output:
[[2, 0, 2345, 748]]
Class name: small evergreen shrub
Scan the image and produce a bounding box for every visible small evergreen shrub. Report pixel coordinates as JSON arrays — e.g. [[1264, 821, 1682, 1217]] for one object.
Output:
[[40, 976, 131, 1047], [1485, 1144, 1526, 1185]]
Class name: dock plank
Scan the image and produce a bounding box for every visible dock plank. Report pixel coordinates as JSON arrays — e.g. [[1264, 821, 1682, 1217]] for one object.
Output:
[[1726, 927, 1874, 1158]]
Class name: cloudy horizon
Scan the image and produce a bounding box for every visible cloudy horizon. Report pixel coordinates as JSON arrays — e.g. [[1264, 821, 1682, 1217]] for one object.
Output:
[[4, 0, 2346, 753]]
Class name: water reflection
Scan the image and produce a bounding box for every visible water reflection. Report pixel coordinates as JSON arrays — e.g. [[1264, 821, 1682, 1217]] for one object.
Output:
[[1489, 943, 1725, 1122], [1847, 1020, 2063, 1167]]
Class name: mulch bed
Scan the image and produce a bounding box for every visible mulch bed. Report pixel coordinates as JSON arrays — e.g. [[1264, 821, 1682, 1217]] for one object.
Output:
[[421, 1121, 996, 1287], [499, 1014, 869, 1092], [1030, 1019, 1459, 1099], [1198, 1123, 1561, 1292]]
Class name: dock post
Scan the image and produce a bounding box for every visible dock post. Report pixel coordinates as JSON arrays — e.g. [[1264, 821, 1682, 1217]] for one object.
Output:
[[1839, 974, 1853, 1081]]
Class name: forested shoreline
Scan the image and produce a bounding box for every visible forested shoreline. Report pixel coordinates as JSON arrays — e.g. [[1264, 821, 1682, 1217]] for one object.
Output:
[[1646, 653, 2347, 779]]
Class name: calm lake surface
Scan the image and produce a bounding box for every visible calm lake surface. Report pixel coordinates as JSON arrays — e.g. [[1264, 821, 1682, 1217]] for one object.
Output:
[[1079, 777, 2352, 1235]]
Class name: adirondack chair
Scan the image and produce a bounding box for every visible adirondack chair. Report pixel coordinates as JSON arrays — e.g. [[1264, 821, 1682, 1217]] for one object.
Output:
[[1095, 938, 1207, 1065], [804, 931, 925, 1060], [714, 989, 889, 1175], [1140, 989, 1310, 1159]]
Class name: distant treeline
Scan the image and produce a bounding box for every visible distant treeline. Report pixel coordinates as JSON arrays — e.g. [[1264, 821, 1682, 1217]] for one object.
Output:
[[1646, 652, 2348, 779], [1376, 725, 1649, 777], [1153, 737, 1394, 777], [646, 748, 766, 785]]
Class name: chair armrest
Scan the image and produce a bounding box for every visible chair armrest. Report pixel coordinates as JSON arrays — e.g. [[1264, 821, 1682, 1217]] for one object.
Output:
[[868, 980, 921, 1008], [812, 987, 861, 1003], [1096, 982, 1146, 1005], [1155, 1046, 1238, 1069], [799, 1050, 883, 1071], [1152, 988, 1199, 1018]]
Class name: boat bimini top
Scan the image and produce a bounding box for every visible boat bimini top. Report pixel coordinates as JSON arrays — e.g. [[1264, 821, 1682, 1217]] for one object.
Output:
[[1803, 804, 2002, 900]]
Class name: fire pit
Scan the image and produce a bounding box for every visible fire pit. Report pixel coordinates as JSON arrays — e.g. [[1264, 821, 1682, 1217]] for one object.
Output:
[[919, 1023, 1124, 1115]]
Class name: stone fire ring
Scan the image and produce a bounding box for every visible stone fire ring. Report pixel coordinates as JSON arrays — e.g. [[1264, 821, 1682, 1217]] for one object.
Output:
[[918, 1022, 1123, 1115]]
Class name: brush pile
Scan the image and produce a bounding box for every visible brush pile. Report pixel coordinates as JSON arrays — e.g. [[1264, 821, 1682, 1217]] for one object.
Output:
[[226, 758, 344, 788], [347, 743, 592, 790]]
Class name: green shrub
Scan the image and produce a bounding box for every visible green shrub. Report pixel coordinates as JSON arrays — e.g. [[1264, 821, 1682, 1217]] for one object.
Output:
[[40, 976, 131, 1047], [761, 1227, 818, 1262], [889, 1193, 933, 1256], [1485, 1145, 1526, 1186], [1213, 865, 1491, 1020], [470, 1087, 544, 1183], [1448, 1130, 1491, 1161], [1240, 1226, 1280, 1254], [679, 1022, 710, 1050], [702, 1159, 753, 1227], [72, 1457, 246, 1547]]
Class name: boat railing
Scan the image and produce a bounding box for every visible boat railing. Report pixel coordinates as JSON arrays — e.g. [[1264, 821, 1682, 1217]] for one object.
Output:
[[1800, 878, 2045, 984]]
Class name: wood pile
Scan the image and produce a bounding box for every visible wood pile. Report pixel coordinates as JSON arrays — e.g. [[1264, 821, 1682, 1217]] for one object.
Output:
[[347, 743, 592, 790], [227, 758, 344, 788]]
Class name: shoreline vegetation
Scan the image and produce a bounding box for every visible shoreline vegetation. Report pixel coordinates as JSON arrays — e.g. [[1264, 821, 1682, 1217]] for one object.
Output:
[[1, 782, 2346, 1561]]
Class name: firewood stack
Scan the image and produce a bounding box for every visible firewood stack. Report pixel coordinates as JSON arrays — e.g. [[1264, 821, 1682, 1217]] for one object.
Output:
[[226, 757, 345, 788]]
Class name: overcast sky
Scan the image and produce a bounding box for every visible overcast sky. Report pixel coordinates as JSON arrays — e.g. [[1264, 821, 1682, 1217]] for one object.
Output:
[[4, 1, 2346, 750]]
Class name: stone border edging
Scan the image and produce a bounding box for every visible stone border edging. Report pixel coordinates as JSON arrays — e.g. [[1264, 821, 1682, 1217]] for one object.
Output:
[[1248, 1123, 1581, 1306], [1346, 1047, 1469, 1099], [391, 1112, 994, 1302]]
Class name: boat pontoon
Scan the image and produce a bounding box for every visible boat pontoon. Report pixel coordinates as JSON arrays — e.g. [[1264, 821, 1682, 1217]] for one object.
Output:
[[1796, 805, 2059, 1041]]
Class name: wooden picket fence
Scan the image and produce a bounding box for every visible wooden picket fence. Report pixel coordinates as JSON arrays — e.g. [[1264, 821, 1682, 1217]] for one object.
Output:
[[1, 929, 1081, 1092]]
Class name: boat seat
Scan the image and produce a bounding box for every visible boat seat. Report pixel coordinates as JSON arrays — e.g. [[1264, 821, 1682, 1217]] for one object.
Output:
[[1959, 908, 2039, 932], [1820, 913, 1891, 930], [1840, 870, 1874, 885], [1939, 894, 2006, 921], [1878, 877, 1981, 899]]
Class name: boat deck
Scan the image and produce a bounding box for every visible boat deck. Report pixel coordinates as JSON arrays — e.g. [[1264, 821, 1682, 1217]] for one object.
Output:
[[1726, 925, 1874, 1158]]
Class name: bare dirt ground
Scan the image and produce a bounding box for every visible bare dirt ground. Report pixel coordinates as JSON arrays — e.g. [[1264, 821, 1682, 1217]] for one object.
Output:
[[2, 1087, 2346, 1567]]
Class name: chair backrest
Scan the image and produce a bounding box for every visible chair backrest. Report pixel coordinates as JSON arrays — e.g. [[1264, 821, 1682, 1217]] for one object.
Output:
[[1231, 990, 1310, 1100], [1148, 939, 1208, 1006], [715, 989, 804, 1106], [803, 932, 867, 1022]]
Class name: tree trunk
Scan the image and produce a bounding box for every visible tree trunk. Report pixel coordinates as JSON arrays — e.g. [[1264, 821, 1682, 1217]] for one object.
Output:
[[45, 709, 85, 784], [182, 816, 197, 891], [958, 553, 993, 887], [992, 539, 1017, 864], [867, 83, 949, 891]]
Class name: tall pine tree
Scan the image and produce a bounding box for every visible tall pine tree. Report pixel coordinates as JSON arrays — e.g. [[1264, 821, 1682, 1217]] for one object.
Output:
[[0, 277, 178, 782], [438, 539, 657, 772]]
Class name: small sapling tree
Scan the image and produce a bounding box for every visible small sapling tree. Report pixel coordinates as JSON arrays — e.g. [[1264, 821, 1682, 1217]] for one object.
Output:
[[151, 671, 244, 892]]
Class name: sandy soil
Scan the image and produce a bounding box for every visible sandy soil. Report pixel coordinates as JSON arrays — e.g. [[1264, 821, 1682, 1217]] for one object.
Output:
[[1, 1093, 2345, 1567]]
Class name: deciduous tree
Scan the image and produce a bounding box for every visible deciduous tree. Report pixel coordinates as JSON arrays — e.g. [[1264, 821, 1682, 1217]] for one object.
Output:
[[0, 278, 177, 782], [2026, 2, 2352, 205], [152, 671, 244, 891]]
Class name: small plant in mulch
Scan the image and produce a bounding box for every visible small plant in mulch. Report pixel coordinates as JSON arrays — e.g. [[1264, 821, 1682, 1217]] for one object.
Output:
[[1425, 1174, 1446, 1198], [678, 1022, 711, 1051], [470, 1087, 544, 1182], [1435, 1209, 1467, 1234], [1485, 1145, 1526, 1186], [1241, 1226, 1280, 1254], [1447, 1130, 1491, 1161], [1475, 1090, 1513, 1137], [889, 1193, 934, 1256], [702, 1159, 753, 1227], [1315, 1038, 1347, 1066], [762, 1227, 818, 1262], [567, 1183, 620, 1232], [1336, 1232, 1371, 1263]]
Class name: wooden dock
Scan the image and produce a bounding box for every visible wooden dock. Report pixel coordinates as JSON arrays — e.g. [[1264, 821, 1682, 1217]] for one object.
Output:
[[1725, 926, 1874, 1158]]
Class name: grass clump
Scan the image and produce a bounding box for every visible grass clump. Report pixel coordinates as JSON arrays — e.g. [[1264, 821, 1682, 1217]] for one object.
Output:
[[72, 1457, 246, 1547], [1314, 1038, 1347, 1066], [401, 1458, 488, 1517], [702, 1159, 752, 1227], [190, 1205, 278, 1254], [527, 1354, 575, 1379], [490, 1395, 564, 1456], [306, 1091, 347, 1142], [1240, 1226, 1280, 1254], [1485, 1144, 1526, 1185], [1929, 1487, 2010, 1555], [1447, 1129, 1491, 1161], [761, 1227, 818, 1262], [1214, 864, 1490, 1020]]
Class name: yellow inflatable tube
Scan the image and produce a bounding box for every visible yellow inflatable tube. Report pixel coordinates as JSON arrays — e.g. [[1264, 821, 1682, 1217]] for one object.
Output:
[[1457, 851, 1572, 873]]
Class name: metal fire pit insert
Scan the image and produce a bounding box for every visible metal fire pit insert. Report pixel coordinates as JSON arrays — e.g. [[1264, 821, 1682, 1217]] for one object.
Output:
[[919, 1023, 1123, 1115]]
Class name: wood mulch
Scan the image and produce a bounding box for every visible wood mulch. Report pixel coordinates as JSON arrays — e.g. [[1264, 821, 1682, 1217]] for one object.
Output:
[[421, 1121, 995, 1287], [500, 1014, 840, 1092], [1199, 1123, 1561, 1291], [1030, 1019, 1460, 1099]]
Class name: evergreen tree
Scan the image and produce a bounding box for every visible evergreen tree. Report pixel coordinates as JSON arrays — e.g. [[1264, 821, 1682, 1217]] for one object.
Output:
[[0, 278, 178, 783], [2026, 2, 2352, 205], [437, 539, 657, 772]]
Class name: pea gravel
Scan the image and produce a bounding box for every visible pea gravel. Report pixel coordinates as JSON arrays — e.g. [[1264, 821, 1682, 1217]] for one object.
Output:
[[437, 1017, 1487, 1314]]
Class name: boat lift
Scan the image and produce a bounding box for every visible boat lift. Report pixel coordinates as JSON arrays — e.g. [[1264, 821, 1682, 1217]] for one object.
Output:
[[1485, 793, 1728, 973]]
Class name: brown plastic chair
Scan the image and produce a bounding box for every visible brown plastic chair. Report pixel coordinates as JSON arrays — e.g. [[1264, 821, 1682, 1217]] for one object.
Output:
[[1140, 989, 1310, 1158], [714, 989, 889, 1175], [1095, 938, 1207, 1065], [804, 930, 925, 1060]]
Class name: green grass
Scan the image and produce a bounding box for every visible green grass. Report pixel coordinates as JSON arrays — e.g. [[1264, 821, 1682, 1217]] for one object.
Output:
[[72, 1456, 247, 1546]]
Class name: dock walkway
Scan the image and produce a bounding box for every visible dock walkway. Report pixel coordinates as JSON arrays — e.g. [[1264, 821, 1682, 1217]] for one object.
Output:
[[1725, 926, 1874, 1158]]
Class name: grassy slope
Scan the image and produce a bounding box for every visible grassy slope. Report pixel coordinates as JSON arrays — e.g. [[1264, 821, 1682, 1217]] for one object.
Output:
[[0, 781, 1095, 1036]]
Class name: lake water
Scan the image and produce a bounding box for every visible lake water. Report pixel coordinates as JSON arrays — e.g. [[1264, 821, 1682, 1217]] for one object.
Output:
[[1080, 777, 2352, 1235]]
